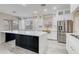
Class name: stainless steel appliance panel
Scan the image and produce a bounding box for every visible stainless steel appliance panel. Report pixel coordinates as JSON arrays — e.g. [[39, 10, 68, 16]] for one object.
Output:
[[57, 20, 73, 43]]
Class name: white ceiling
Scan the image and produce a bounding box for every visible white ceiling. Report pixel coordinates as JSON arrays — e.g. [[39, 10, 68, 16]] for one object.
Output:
[[0, 4, 70, 16]]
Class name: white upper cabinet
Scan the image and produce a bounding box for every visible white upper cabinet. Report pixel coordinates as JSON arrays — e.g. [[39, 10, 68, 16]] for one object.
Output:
[[57, 9, 70, 20]]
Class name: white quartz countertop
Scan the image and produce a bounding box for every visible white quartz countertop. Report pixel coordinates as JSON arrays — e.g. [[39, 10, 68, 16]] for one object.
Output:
[[0, 30, 47, 36], [66, 33, 79, 35]]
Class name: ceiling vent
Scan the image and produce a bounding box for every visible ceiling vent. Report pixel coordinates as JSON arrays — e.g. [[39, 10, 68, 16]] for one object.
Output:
[[12, 11, 16, 13], [41, 4, 46, 7]]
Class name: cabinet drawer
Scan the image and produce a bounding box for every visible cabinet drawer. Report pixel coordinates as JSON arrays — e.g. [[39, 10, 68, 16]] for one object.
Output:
[[68, 37, 79, 53]]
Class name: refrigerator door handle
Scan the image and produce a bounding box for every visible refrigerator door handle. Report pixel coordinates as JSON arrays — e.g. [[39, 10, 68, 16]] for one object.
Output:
[[59, 26, 62, 30]]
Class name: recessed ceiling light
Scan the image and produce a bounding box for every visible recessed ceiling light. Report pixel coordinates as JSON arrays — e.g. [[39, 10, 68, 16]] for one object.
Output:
[[33, 11, 38, 14], [53, 7, 57, 10], [44, 9, 47, 12], [21, 4, 26, 6]]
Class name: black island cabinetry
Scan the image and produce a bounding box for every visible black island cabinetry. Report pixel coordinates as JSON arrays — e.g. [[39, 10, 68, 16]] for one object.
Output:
[[5, 33, 16, 42], [16, 35, 39, 53], [5, 33, 39, 53]]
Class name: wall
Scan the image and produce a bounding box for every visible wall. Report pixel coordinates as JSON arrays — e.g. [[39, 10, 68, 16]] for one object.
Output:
[[70, 4, 79, 33], [33, 15, 57, 40], [0, 12, 18, 31], [73, 14, 79, 33], [19, 19, 25, 31], [71, 4, 79, 13], [32, 16, 43, 31], [48, 15, 57, 40]]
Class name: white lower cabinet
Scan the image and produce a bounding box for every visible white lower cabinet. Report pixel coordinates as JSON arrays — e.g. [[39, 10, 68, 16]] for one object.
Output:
[[0, 32, 5, 44], [66, 33, 79, 54]]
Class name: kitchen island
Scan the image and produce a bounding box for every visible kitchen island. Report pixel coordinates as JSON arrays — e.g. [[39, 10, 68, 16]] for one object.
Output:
[[0, 31, 48, 53]]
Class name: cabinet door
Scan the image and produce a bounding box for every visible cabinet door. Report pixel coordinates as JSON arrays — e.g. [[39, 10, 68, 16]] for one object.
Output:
[[16, 35, 39, 53], [16, 35, 25, 46], [26, 36, 39, 53], [33, 36, 39, 49], [6, 33, 16, 42]]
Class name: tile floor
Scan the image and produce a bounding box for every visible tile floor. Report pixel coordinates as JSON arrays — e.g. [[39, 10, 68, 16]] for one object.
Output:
[[0, 40, 68, 54], [46, 40, 68, 54]]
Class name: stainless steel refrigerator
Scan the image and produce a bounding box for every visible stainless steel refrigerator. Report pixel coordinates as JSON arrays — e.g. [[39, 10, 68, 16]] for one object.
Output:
[[57, 20, 73, 43]]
